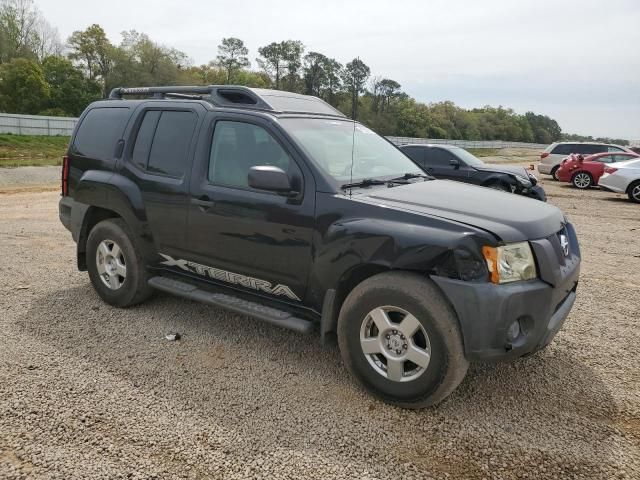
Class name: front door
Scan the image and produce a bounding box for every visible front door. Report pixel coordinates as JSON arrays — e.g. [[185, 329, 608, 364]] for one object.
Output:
[[184, 114, 315, 304], [427, 147, 471, 181]]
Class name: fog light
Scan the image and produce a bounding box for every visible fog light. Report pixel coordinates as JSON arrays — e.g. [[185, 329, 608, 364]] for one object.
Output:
[[506, 320, 521, 342]]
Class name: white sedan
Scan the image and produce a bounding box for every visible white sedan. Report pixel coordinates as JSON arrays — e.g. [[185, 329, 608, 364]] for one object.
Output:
[[599, 159, 640, 203]]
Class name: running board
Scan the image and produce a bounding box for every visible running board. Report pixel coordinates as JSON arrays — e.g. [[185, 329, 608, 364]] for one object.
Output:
[[148, 276, 314, 334]]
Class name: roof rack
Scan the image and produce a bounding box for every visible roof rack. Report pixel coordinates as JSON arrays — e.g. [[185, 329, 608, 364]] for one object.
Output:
[[107, 85, 346, 118]]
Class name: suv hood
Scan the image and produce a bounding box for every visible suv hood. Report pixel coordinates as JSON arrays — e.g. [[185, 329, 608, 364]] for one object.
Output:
[[361, 180, 564, 242]]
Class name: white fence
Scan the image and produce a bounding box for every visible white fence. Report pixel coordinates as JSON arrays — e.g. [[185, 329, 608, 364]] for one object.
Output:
[[0, 113, 78, 136], [387, 136, 548, 150], [0, 113, 550, 149]]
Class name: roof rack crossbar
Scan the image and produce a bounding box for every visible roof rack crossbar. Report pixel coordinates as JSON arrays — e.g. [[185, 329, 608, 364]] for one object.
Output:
[[107, 85, 346, 118]]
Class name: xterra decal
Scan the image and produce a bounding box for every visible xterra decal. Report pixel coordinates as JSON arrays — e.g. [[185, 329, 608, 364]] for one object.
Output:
[[158, 254, 301, 301]]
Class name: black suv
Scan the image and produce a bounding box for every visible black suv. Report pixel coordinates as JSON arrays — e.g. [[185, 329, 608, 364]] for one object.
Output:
[[59, 85, 580, 408], [400, 144, 546, 200]]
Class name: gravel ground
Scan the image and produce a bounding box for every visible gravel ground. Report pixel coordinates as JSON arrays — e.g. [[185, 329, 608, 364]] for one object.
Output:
[[0, 166, 60, 194], [0, 171, 639, 479]]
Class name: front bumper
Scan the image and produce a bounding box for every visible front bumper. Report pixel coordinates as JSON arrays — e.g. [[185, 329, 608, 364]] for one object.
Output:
[[431, 224, 580, 361]]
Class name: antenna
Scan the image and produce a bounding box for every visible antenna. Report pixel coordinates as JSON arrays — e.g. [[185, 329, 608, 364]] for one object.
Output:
[[349, 119, 356, 197]]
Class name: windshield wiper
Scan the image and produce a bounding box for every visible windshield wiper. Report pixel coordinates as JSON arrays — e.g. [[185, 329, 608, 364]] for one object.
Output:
[[341, 178, 388, 189], [390, 172, 433, 182]]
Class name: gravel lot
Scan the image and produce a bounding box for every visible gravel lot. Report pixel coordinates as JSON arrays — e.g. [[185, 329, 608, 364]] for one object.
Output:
[[1, 170, 639, 479]]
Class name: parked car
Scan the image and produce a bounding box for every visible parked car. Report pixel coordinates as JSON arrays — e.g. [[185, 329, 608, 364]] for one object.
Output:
[[59, 85, 580, 408], [556, 152, 640, 189], [399, 144, 546, 200], [539, 142, 632, 180], [599, 158, 640, 203]]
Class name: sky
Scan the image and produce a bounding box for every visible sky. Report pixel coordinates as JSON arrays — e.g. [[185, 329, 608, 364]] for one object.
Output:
[[37, 0, 640, 140]]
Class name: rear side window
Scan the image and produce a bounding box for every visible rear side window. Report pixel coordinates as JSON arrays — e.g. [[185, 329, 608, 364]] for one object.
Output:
[[575, 144, 606, 155], [131, 110, 197, 178], [607, 146, 625, 153], [72, 107, 130, 160], [401, 146, 424, 165], [132, 110, 161, 170], [551, 144, 574, 155]]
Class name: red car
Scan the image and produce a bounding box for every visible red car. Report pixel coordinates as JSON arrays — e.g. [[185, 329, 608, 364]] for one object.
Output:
[[556, 152, 640, 189]]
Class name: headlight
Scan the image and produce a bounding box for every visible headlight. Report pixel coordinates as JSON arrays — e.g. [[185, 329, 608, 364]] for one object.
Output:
[[516, 176, 532, 188], [482, 242, 537, 283]]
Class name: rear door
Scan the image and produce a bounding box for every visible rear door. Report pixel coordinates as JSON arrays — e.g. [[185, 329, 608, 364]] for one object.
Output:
[[185, 112, 315, 304], [120, 102, 205, 256]]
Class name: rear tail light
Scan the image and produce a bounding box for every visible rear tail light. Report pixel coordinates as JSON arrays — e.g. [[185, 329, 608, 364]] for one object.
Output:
[[61, 156, 69, 196], [541, 152, 550, 159], [604, 166, 617, 174]]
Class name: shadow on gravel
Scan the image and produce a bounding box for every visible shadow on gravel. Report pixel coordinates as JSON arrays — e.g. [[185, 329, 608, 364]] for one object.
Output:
[[16, 285, 620, 479]]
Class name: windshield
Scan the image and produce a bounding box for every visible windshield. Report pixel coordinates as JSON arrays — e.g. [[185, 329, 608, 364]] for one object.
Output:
[[449, 147, 486, 167], [280, 118, 422, 183]]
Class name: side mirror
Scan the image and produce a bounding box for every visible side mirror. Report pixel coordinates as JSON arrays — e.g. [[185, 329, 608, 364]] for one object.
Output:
[[248, 165, 294, 194], [450, 159, 460, 169]]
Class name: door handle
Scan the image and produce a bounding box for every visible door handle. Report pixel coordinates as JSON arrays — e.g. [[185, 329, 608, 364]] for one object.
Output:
[[191, 196, 215, 210]]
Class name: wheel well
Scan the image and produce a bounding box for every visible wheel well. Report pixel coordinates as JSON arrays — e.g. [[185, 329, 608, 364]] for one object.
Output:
[[626, 179, 640, 193], [322, 264, 390, 340], [482, 178, 509, 188], [77, 207, 121, 270]]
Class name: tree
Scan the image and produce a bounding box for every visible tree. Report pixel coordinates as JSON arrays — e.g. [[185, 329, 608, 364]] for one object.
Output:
[[303, 51, 330, 96], [216, 37, 249, 83], [0, 0, 59, 63], [525, 112, 561, 144], [41, 55, 100, 116], [67, 24, 114, 95], [257, 40, 304, 90], [341, 58, 370, 119], [0, 57, 49, 113]]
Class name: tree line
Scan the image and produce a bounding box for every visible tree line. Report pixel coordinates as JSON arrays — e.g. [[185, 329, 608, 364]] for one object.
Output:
[[0, 0, 628, 145]]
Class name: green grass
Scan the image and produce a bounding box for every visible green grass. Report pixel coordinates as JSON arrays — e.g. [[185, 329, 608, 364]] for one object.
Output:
[[0, 134, 69, 167], [465, 148, 500, 157]]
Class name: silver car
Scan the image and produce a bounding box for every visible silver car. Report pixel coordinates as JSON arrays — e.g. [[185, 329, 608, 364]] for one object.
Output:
[[539, 142, 632, 180], [599, 158, 640, 203]]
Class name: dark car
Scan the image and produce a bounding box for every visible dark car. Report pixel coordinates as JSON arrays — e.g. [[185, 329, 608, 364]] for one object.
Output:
[[400, 144, 546, 200], [59, 85, 580, 408]]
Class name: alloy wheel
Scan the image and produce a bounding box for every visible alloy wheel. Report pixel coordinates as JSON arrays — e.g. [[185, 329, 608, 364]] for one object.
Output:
[[573, 172, 591, 189], [95, 239, 127, 290], [359, 306, 431, 382]]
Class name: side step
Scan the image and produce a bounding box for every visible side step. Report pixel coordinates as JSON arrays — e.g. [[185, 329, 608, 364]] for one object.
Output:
[[148, 276, 314, 334]]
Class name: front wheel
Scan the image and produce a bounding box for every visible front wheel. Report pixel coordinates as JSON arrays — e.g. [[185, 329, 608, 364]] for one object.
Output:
[[337, 272, 468, 408], [551, 166, 560, 181], [572, 171, 592, 189], [628, 180, 640, 203]]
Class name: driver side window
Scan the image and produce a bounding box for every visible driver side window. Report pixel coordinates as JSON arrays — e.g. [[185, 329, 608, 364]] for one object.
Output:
[[208, 120, 292, 188]]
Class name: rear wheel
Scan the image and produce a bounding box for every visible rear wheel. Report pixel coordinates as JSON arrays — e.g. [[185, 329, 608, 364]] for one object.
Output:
[[337, 271, 468, 408], [551, 166, 560, 181], [572, 171, 592, 189], [87, 218, 153, 307], [628, 180, 640, 203]]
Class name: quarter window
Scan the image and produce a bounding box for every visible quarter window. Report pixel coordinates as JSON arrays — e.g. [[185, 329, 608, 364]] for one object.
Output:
[[208, 121, 292, 188], [72, 107, 130, 160]]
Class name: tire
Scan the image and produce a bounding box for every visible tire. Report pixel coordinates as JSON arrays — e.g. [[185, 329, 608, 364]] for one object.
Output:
[[628, 180, 640, 203], [572, 171, 592, 189], [86, 218, 153, 307], [551, 166, 560, 181], [337, 271, 468, 408]]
